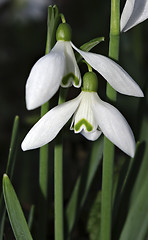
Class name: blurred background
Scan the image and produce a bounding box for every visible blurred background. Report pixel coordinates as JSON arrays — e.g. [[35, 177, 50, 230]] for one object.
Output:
[[0, 0, 148, 239]]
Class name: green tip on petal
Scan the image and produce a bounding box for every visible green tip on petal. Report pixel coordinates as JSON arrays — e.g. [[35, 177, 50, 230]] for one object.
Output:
[[56, 23, 72, 41], [82, 72, 98, 92]]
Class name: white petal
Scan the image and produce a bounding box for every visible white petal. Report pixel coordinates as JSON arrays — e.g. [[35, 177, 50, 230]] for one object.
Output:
[[71, 92, 98, 133], [71, 42, 144, 97], [121, 0, 148, 32], [81, 130, 102, 141], [21, 94, 82, 151], [92, 94, 136, 157], [26, 41, 66, 110], [61, 41, 81, 88]]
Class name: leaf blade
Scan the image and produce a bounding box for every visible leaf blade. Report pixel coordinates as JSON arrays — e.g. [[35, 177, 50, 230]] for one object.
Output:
[[0, 116, 19, 240], [65, 136, 103, 238], [3, 174, 33, 240], [76, 37, 105, 63]]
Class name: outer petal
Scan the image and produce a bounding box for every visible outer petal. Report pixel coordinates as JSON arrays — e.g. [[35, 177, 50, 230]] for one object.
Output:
[[26, 41, 66, 110], [21, 94, 82, 151], [71, 42, 144, 97], [121, 0, 148, 32], [81, 130, 102, 141], [61, 41, 81, 88], [92, 94, 136, 157]]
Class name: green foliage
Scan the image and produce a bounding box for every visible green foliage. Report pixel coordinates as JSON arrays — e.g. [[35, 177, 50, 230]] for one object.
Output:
[[0, 116, 19, 240], [112, 142, 148, 240], [46, 5, 60, 52], [87, 191, 101, 240], [65, 137, 103, 238], [76, 37, 105, 63], [3, 174, 33, 240]]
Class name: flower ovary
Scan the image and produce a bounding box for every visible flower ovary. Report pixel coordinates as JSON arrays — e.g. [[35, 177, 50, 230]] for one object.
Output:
[[82, 72, 98, 92], [56, 23, 72, 41]]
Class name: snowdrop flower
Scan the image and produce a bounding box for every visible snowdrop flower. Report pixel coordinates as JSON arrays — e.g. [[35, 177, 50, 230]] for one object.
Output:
[[120, 0, 148, 32], [26, 22, 143, 110], [22, 72, 136, 157], [26, 23, 81, 110]]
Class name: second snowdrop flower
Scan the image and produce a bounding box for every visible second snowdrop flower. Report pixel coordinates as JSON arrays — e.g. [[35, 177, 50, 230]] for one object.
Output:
[[22, 72, 136, 157]]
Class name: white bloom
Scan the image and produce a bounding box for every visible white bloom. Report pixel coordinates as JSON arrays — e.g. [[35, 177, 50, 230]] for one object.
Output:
[[22, 91, 135, 157], [120, 0, 148, 32], [26, 40, 81, 110]]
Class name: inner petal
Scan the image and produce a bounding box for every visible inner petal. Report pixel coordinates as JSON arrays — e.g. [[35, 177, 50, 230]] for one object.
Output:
[[72, 92, 98, 133], [61, 41, 81, 88]]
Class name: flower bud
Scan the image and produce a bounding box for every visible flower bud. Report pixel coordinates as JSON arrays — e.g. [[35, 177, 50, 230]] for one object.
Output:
[[56, 23, 72, 41], [82, 72, 98, 92]]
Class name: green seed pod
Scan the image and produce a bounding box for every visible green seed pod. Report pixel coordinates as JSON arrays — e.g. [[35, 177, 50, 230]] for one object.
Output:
[[56, 23, 72, 41], [82, 72, 98, 92]]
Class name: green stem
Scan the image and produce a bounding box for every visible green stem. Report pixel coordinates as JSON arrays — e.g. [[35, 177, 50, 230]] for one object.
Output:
[[54, 89, 67, 240], [54, 137, 64, 240], [38, 103, 49, 240], [101, 0, 120, 240], [60, 13, 66, 23], [38, 7, 54, 239]]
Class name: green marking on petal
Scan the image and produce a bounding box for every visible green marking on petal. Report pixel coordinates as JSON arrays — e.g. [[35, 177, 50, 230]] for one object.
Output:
[[74, 119, 93, 132], [62, 73, 79, 86]]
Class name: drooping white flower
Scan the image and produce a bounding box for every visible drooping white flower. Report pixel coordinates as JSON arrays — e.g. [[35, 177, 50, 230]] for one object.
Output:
[[22, 72, 136, 157], [120, 0, 148, 32], [26, 23, 81, 110], [26, 22, 143, 110]]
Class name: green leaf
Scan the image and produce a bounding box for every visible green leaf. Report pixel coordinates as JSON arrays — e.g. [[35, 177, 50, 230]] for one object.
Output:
[[3, 174, 33, 240], [76, 37, 105, 63], [46, 5, 60, 53], [0, 116, 19, 240], [65, 136, 103, 238], [6, 116, 19, 177], [27, 205, 35, 231], [119, 173, 148, 240], [112, 142, 146, 240], [87, 191, 101, 240]]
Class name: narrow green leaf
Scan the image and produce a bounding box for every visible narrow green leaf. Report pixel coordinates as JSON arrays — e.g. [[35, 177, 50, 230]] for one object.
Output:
[[6, 115, 19, 177], [46, 5, 60, 52], [28, 205, 35, 231], [3, 174, 33, 240], [0, 116, 19, 240], [65, 136, 103, 238], [76, 37, 105, 63], [131, 109, 148, 202], [119, 173, 148, 240], [87, 191, 101, 240], [0, 210, 6, 240], [112, 142, 145, 240]]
